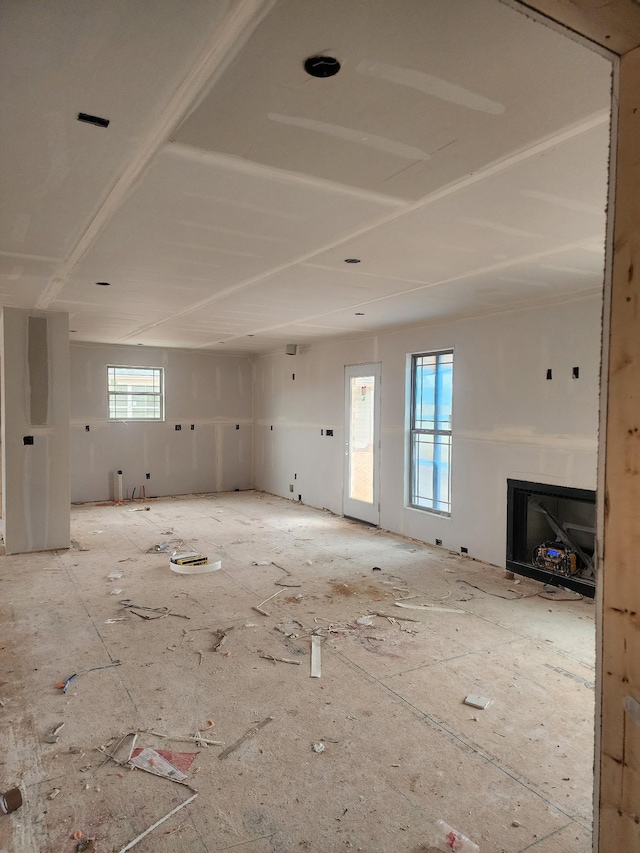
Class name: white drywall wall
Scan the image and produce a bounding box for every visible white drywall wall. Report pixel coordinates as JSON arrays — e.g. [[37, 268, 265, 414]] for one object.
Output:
[[254, 296, 601, 569], [1, 309, 70, 553], [69, 343, 254, 502]]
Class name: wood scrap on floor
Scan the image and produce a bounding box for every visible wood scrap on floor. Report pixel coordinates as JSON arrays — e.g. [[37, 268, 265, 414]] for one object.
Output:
[[253, 588, 284, 616], [142, 729, 223, 747], [211, 627, 234, 652], [369, 610, 419, 622], [394, 601, 465, 613], [310, 634, 322, 678], [217, 716, 274, 760], [259, 653, 302, 665], [117, 791, 198, 853]]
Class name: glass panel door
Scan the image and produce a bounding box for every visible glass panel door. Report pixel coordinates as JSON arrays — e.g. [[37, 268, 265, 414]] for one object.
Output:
[[344, 364, 380, 525]]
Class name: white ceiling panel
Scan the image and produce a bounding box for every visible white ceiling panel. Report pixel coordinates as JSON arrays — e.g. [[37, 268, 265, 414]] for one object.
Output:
[[304, 122, 608, 286], [0, 256, 58, 309], [57, 145, 399, 320], [174, 0, 610, 201], [0, 0, 235, 260], [1, 0, 611, 353]]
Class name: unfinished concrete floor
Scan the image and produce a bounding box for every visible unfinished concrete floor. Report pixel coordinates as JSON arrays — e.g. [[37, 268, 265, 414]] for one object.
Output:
[[0, 492, 595, 853]]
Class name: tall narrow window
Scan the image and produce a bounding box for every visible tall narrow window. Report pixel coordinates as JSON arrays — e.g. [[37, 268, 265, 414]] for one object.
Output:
[[107, 366, 164, 421], [410, 350, 453, 514]]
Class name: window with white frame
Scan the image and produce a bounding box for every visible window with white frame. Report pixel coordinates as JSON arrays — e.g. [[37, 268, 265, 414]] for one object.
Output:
[[107, 366, 164, 421], [409, 350, 453, 514]]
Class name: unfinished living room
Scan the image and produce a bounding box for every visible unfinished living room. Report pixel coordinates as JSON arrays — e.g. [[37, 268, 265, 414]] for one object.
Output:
[[3, 2, 640, 852]]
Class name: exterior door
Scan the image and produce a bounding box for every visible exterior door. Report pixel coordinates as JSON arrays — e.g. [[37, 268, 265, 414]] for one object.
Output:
[[343, 364, 380, 525]]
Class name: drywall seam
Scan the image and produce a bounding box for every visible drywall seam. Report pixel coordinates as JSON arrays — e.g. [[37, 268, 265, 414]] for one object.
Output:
[[70, 417, 253, 426], [456, 431, 597, 451], [254, 420, 342, 430], [118, 110, 608, 346], [70, 341, 254, 362], [167, 143, 406, 207], [252, 290, 602, 360], [36, 0, 278, 310]]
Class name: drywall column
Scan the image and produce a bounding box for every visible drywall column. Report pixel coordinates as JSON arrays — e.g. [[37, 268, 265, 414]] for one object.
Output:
[[598, 46, 640, 852], [0, 308, 70, 554]]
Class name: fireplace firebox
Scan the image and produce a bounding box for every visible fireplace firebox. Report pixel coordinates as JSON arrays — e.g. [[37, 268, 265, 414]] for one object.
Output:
[[506, 479, 596, 597]]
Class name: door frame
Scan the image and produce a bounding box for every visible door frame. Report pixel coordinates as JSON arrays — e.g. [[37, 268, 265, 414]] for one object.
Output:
[[343, 363, 381, 526]]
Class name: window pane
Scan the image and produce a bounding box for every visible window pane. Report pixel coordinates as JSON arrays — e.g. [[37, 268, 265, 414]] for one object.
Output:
[[412, 433, 435, 506], [414, 356, 436, 430], [410, 350, 453, 514], [411, 433, 451, 512], [108, 367, 163, 420], [413, 352, 452, 432], [108, 367, 161, 393], [349, 376, 375, 503], [435, 353, 453, 431]]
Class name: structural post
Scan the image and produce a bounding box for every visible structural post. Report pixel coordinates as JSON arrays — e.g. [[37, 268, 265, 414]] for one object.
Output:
[[0, 308, 70, 554], [598, 45, 640, 851]]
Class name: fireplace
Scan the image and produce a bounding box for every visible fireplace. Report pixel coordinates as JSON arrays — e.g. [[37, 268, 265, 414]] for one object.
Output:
[[506, 479, 596, 597]]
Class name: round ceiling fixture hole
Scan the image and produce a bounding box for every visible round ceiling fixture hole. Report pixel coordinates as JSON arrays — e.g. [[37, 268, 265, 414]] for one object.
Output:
[[344, 258, 361, 264], [355, 312, 365, 316], [95, 281, 111, 286], [304, 55, 341, 78]]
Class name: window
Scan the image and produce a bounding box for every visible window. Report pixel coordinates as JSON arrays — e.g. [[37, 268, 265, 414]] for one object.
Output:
[[107, 366, 164, 421], [409, 350, 453, 514]]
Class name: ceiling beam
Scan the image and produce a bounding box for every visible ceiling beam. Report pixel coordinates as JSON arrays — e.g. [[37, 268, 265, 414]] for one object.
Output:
[[515, 0, 640, 55]]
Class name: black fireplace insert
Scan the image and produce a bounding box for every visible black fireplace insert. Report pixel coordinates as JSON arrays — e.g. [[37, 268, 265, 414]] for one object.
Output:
[[506, 479, 596, 597]]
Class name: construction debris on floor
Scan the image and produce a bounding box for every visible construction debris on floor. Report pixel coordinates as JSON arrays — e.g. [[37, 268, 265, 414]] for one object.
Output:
[[0, 491, 595, 852]]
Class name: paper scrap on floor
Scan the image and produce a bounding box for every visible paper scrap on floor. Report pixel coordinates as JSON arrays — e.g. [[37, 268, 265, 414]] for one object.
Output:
[[129, 747, 191, 781]]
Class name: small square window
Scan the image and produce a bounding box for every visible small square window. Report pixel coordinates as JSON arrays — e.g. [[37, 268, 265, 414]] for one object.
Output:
[[107, 366, 164, 421]]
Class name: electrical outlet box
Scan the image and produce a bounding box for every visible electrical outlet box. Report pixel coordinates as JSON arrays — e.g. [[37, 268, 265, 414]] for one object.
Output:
[[289, 484, 294, 492], [175, 424, 181, 431], [326, 429, 334, 436]]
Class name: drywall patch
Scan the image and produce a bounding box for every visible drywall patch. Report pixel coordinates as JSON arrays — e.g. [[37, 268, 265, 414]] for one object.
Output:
[[357, 60, 505, 115], [458, 217, 543, 240], [521, 189, 602, 216], [28, 316, 49, 426], [267, 113, 431, 160]]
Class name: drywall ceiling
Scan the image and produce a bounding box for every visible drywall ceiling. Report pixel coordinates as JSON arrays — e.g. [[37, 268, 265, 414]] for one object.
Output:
[[0, 0, 612, 354]]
